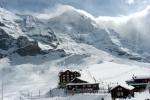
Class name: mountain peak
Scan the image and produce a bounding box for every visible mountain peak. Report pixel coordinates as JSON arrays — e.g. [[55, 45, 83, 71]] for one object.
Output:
[[36, 5, 95, 21]]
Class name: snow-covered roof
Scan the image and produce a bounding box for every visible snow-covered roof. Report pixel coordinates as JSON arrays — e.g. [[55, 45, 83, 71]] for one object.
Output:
[[59, 69, 81, 73], [67, 83, 99, 86], [111, 84, 134, 91], [126, 75, 150, 82], [133, 75, 150, 80]]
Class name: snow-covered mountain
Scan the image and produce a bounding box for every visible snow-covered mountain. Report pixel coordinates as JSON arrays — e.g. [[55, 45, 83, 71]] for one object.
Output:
[[0, 6, 145, 61], [0, 6, 150, 100]]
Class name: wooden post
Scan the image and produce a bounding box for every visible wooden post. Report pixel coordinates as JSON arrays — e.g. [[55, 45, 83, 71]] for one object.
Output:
[[39, 90, 40, 97]]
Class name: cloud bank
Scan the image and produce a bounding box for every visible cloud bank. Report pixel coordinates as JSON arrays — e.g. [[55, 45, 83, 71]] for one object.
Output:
[[96, 6, 150, 53], [1, 0, 150, 16]]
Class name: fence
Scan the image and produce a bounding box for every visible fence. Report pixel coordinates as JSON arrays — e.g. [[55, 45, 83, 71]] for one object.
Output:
[[19, 81, 118, 99]]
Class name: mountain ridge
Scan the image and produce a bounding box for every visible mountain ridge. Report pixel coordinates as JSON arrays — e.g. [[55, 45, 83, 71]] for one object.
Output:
[[0, 6, 147, 62]]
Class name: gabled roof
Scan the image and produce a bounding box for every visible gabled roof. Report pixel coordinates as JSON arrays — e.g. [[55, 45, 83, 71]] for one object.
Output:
[[70, 77, 88, 83], [111, 84, 134, 91], [59, 70, 80, 75]]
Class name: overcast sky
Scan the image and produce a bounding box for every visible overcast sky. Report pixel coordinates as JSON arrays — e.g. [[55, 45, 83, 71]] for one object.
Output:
[[0, 0, 150, 16]]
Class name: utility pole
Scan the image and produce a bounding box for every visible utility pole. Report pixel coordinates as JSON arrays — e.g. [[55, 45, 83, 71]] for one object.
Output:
[[1, 81, 3, 100]]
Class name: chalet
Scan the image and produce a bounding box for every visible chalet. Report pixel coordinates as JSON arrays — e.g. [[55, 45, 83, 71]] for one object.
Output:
[[126, 75, 150, 92], [110, 84, 134, 100], [58, 70, 100, 93], [58, 70, 81, 87], [66, 77, 99, 93]]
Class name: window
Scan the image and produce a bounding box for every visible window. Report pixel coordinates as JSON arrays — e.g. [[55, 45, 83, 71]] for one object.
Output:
[[117, 88, 122, 91], [87, 85, 91, 88], [117, 92, 120, 96], [75, 86, 78, 88], [69, 85, 72, 88], [121, 92, 123, 96], [145, 80, 147, 83], [93, 85, 97, 87], [67, 76, 70, 79], [83, 85, 85, 88]]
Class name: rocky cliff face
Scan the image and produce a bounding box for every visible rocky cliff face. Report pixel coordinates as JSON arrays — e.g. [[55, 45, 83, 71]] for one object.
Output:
[[0, 8, 61, 57]]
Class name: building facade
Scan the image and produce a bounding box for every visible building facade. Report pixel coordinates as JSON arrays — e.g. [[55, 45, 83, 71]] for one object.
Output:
[[66, 83, 99, 93], [58, 70, 81, 87], [126, 76, 150, 92]]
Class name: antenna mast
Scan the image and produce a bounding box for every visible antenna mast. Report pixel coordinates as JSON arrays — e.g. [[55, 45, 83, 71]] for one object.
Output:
[[0, 0, 6, 8], [135, 32, 139, 53]]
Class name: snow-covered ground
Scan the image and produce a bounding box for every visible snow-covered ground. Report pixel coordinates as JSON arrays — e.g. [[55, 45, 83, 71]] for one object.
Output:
[[0, 54, 150, 100]]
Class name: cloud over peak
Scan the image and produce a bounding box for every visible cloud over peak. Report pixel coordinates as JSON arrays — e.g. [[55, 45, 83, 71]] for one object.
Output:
[[96, 5, 150, 53]]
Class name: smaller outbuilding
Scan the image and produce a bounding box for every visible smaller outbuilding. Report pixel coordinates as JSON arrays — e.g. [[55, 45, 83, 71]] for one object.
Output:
[[110, 84, 134, 100]]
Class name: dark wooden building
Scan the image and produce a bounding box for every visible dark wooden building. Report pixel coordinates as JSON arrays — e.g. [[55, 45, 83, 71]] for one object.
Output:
[[58, 70, 81, 87], [66, 83, 99, 93], [111, 85, 134, 100], [126, 75, 150, 92], [58, 70, 100, 93]]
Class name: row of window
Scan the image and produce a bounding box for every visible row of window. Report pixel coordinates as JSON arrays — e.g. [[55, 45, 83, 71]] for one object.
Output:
[[68, 85, 97, 88], [62, 73, 79, 77], [62, 79, 71, 82], [62, 76, 74, 79]]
